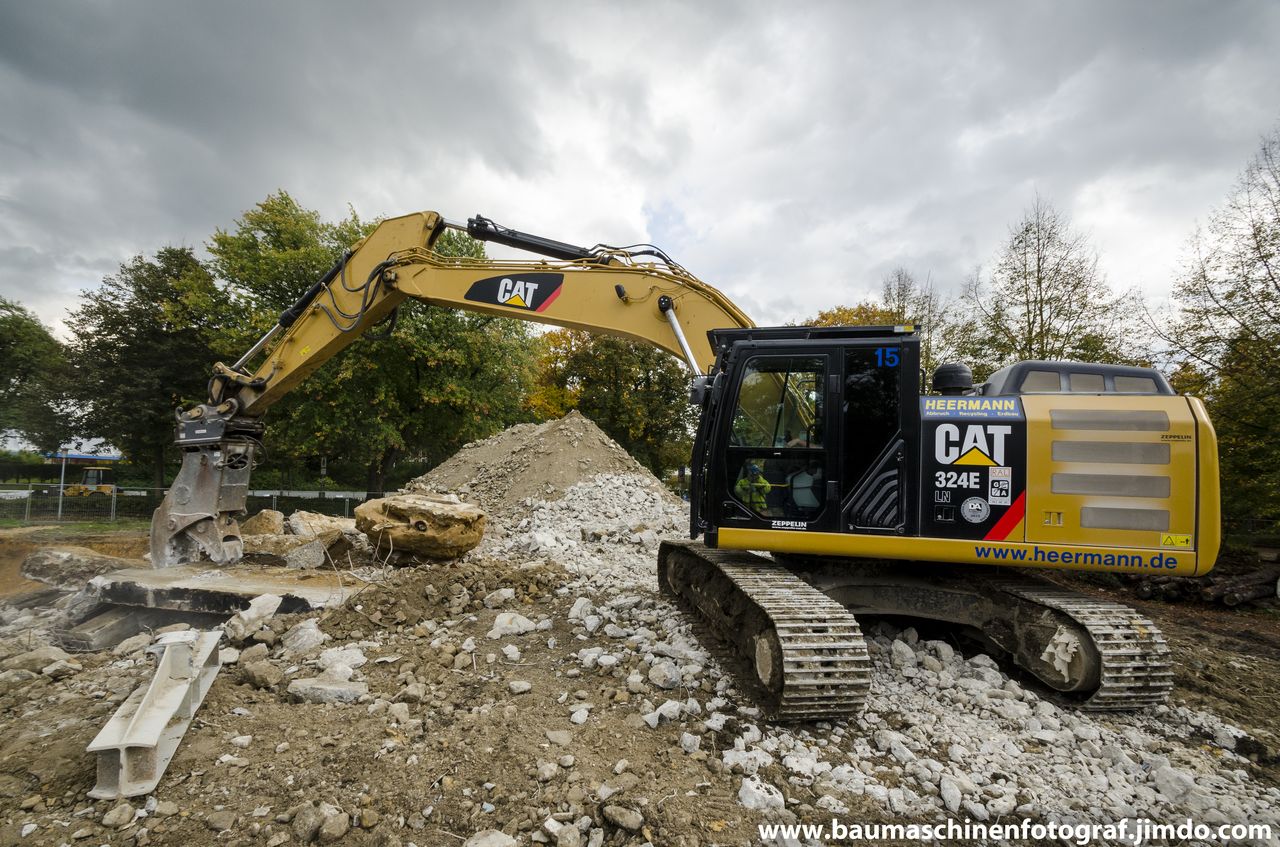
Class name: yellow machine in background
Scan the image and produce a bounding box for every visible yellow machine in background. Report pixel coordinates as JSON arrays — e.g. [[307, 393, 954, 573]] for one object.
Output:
[[65, 466, 117, 497]]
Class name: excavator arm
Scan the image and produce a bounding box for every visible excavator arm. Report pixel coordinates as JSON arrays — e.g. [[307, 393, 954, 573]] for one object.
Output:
[[150, 210, 753, 566]]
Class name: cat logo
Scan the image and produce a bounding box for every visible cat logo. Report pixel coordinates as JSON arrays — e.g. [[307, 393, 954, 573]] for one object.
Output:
[[464, 273, 564, 312], [935, 424, 1011, 466]]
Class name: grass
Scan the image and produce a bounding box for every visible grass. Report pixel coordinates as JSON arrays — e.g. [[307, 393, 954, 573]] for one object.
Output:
[[0, 519, 151, 538]]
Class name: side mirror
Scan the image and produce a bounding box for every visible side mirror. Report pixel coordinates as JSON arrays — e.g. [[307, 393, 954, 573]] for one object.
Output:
[[689, 376, 711, 406]]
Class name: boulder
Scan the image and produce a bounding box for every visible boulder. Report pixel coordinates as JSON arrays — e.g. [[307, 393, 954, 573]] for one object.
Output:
[[2, 645, 71, 673], [240, 509, 285, 536], [21, 547, 138, 589], [355, 493, 485, 559]]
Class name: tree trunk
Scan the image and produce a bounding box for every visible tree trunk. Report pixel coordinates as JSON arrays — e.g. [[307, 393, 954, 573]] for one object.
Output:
[[365, 447, 402, 500], [153, 444, 166, 490]]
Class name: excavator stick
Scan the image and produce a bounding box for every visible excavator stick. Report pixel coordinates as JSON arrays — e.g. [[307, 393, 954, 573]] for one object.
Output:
[[150, 441, 255, 567]]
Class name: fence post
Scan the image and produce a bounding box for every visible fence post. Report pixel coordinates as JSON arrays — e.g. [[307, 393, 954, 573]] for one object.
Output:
[[110, 488, 118, 522], [272, 494, 278, 512], [24, 484, 32, 523], [343, 496, 349, 518]]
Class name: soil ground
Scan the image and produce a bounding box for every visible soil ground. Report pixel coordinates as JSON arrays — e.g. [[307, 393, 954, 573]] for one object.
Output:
[[2, 520, 1278, 846], [0, 524, 149, 598]]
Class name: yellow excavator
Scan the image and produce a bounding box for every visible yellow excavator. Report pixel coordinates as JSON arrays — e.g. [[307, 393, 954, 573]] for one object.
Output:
[[150, 210, 1219, 721]]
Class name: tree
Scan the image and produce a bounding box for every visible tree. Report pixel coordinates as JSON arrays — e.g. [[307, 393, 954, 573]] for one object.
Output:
[[1162, 129, 1280, 523], [525, 329, 588, 421], [796, 268, 952, 376], [803, 302, 898, 328], [209, 192, 539, 494], [531, 330, 695, 478], [959, 197, 1140, 379], [67, 249, 239, 487], [878, 267, 950, 376], [0, 297, 73, 451]]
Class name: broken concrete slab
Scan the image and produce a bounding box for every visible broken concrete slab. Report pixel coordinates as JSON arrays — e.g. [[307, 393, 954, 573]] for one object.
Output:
[[22, 547, 140, 589], [2, 644, 70, 672], [87, 564, 354, 615], [242, 531, 348, 567], [287, 674, 367, 704], [54, 605, 224, 653], [223, 594, 283, 642], [355, 493, 485, 559]]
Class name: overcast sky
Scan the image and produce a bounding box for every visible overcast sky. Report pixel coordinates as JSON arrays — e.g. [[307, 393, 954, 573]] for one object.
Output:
[[1, 2, 1278, 335]]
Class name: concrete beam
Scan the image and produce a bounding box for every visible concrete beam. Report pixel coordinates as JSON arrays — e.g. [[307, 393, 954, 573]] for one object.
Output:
[[86, 629, 222, 799]]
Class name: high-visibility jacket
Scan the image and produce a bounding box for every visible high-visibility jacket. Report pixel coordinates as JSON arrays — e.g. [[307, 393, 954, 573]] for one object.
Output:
[[735, 471, 772, 512]]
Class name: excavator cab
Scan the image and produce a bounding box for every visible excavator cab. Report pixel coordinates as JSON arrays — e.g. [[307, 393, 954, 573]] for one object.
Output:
[[692, 325, 921, 542]]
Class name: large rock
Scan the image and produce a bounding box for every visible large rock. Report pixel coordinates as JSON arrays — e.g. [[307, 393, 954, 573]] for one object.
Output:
[[242, 534, 319, 558], [287, 674, 368, 704], [2, 645, 71, 673], [288, 510, 357, 537], [355, 493, 485, 559], [21, 546, 138, 588], [240, 509, 285, 536]]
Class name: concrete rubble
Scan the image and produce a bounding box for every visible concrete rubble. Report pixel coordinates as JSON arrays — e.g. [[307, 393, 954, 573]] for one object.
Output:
[[0, 411, 1277, 844]]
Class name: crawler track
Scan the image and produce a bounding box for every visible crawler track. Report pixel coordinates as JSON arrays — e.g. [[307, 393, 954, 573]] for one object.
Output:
[[987, 577, 1173, 710], [658, 540, 871, 721]]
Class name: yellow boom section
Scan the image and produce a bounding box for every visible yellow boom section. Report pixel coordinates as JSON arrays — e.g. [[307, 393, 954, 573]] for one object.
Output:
[[222, 211, 753, 416]]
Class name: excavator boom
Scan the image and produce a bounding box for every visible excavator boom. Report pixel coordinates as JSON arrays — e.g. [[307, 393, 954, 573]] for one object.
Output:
[[150, 210, 753, 565]]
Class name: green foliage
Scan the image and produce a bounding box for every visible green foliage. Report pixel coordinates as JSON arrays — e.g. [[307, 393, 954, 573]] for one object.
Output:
[[0, 297, 73, 451], [533, 330, 695, 478], [67, 248, 238, 487], [209, 192, 538, 493], [209, 192, 367, 313], [1165, 130, 1280, 524]]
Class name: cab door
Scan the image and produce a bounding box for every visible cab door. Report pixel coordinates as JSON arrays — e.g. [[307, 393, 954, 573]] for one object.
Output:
[[717, 351, 837, 532], [838, 341, 918, 535]]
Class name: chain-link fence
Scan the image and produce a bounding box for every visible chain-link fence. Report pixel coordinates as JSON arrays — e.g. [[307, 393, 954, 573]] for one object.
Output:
[[0, 484, 369, 524]]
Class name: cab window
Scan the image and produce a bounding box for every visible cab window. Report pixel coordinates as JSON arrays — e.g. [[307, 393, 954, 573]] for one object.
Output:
[[729, 357, 824, 448], [726, 356, 826, 521]]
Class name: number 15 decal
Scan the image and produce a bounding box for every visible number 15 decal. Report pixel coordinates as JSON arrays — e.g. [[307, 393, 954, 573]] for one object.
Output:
[[874, 347, 899, 367]]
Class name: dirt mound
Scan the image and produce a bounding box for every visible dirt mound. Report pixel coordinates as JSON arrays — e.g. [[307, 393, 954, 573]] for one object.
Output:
[[405, 411, 672, 516]]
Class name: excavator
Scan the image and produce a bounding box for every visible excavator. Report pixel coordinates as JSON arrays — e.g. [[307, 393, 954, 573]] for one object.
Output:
[[150, 210, 1220, 722]]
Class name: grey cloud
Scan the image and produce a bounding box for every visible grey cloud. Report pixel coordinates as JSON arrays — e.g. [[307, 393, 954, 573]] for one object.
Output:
[[0, 1, 1277, 332]]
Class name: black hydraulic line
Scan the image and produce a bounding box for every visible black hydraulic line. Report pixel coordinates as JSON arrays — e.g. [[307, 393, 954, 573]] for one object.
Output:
[[467, 215, 599, 262], [278, 250, 353, 328]]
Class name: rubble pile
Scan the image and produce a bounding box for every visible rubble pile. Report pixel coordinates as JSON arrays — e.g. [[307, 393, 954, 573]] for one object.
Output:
[[406, 411, 654, 515]]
